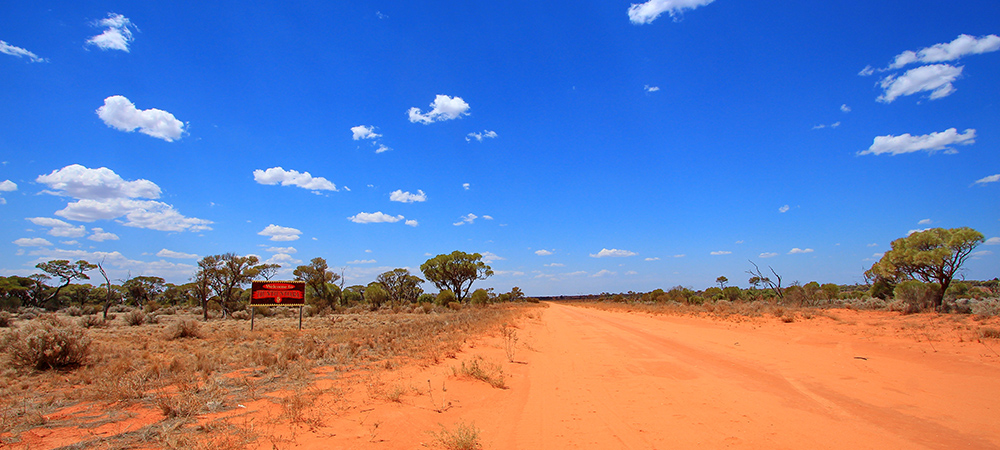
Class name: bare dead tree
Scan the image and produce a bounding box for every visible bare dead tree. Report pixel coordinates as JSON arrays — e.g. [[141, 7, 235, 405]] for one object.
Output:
[[747, 260, 784, 300], [97, 260, 120, 320]]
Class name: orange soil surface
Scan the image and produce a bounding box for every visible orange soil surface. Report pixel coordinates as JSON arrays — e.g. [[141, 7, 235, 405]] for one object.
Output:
[[15, 302, 1000, 449]]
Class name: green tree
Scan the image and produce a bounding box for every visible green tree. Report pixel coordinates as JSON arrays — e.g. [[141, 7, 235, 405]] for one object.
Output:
[[420, 251, 493, 303], [35, 260, 97, 310], [716, 276, 728, 289], [198, 253, 265, 318], [365, 282, 389, 310], [294, 257, 341, 307], [866, 227, 984, 310], [123, 276, 166, 307], [376, 268, 424, 306]]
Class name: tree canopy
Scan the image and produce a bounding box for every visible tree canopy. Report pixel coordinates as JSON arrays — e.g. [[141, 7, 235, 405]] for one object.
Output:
[[294, 257, 341, 307], [376, 268, 424, 306], [866, 227, 984, 309], [420, 251, 493, 303]]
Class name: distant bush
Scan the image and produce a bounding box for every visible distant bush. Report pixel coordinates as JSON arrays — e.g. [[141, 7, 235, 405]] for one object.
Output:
[[231, 310, 250, 321], [971, 298, 1000, 317], [4, 315, 91, 370], [470, 289, 490, 306], [436, 290, 457, 306], [63, 306, 85, 317], [79, 315, 105, 328], [0, 311, 12, 328]]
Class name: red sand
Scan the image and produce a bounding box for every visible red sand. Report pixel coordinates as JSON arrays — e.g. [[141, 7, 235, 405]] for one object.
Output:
[[13, 302, 1000, 449]]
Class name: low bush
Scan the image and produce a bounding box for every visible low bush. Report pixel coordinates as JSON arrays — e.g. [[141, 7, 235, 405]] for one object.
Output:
[[971, 298, 1000, 317], [164, 319, 202, 340], [0, 311, 12, 327], [4, 314, 91, 370], [430, 421, 483, 450], [123, 309, 147, 326], [79, 314, 105, 328]]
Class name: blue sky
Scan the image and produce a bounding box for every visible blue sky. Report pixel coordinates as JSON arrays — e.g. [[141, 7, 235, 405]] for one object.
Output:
[[1, 0, 998, 296]]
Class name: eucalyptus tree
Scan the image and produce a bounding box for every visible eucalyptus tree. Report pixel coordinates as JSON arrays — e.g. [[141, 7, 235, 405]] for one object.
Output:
[[420, 251, 493, 303]]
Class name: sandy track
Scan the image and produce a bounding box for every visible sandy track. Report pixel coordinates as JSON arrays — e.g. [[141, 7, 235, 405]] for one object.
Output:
[[478, 302, 1000, 450]]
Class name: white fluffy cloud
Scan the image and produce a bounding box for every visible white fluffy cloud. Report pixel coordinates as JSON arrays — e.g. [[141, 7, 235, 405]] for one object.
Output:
[[348, 212, 404, 224], [88, 228, 119, 242], [258, 224, 302, 241], [644, 85, 660, 92], [462, 183, 470, 190], [759, 252, 778, 258], [645, 257, 660, 261], [888, 34, 1000, 69], [27, 217, 86, 238], [984, 237, 1000, 245], [265, 246, 297, 254], [788, 248, 814, 254], [918, 219, 932, 225], [36, 165, 211, 232], [535, 249, 554, 256], [389, 189, 427, 203], [14, 237, 53, 247], [253, 167, 337, 191], [157, 249, 199, 259], [453, 213, 478, 226], [590, 248, 637, 258], [877, 64, 963, 103], [466, 130, 498, 142], [405, 219, 419, 227], [778, 205, 790, 213], [591, 269, 616, 278], [86, 13, 137, 52], [38, 164, 160, 199], [351, 125, 381, 140], [481, 251, 505, 262], [408, 95, 470, 124], [710, 250, 732, 255], [628, 0, 715, 24], [1, 40, 47, 63], [0, 180, 16, 192], [974, 174, 999, 185], [97, 95, 186, 141], [840, 104, 851, 113], [860, 128, 975, 156]]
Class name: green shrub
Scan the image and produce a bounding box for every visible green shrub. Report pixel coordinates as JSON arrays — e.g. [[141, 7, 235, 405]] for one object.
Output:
[[469, 289, 490, 305], [436, 290, 457, 306], [4, 315, 91, 370]]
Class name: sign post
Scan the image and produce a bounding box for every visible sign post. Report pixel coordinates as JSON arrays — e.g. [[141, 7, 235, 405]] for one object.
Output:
[[249, 280, 306, 330]]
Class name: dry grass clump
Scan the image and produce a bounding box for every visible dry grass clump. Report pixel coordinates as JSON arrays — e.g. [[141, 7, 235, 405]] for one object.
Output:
[[979, 327, 1000, 339], [430, 421, 483, 450], [454, 356, 505, 389], [123, 309, 147, 326], [0, 311, 12, 328], [164, 318, 202, 340], [79, 314, 105, 328], [3, 314, 91, 370]]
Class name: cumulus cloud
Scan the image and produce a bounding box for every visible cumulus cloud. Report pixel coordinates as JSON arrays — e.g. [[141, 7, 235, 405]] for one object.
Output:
[[759, 252, 778, 258], [628, 0, 715, 24], [351, 125, 381, 140], [258, 224, 302, 241], [157, 249, 199, 259], [86, 13, 137, 52], [87, 228, 119, 242], [710, 251, 732, 255], [265, 247, 297, 254], [591, 269, 616, 278], [590, 248, 637, 258], [858, 65, 875, 76], [645, 257, 660, 261], [1, 40, 47, 63], [453, 213, 478, 226], [984, 237, 1000, 245], [462, 183, 470, 190], [14, 238, 53, 247], [860, 128, 975, 156], [481, 251, 505, 263], [25, 217, 86, 238], [36, 165, 211, 232], [974, 174, 1000, 185], [348, 212, 404, 224], [374, 144, 392, 154], [918, 219, 932, 225], [644, 85, 660, 92], [390, 189, 426, 203], [778, 205, 790, 213], [877, 64, 963, 103], [466, 130, 498, 142], [97, 95, 186, 141], [405, 219, 419, 227], [408, 95, 470, 124], [535, 249, 554, 256], [788, 248, 814, 254], [840, 104, 851, 113], [888, 34, 1000, 70], [253, 167, 337, 191], [347, 259, 377, 265], [0, 180, 16, 192]]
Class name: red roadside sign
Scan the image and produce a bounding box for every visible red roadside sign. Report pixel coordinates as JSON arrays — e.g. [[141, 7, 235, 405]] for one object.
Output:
[[250, 280, 306, 306]]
